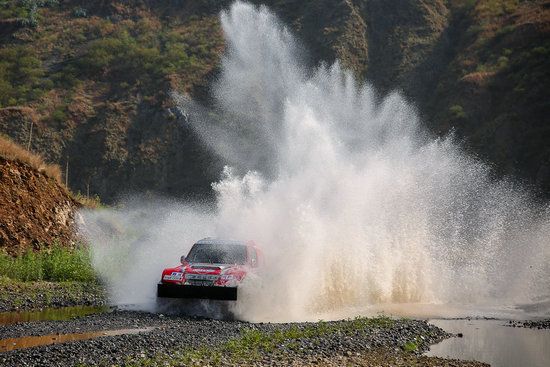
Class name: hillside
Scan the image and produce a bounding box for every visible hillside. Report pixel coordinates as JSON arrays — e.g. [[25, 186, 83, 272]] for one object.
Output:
[[0, 136, 78, 255], [0, 0, 548, 201]]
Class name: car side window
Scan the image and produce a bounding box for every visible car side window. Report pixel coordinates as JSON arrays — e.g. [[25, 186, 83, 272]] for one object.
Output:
[[250, 248, 258, 267]]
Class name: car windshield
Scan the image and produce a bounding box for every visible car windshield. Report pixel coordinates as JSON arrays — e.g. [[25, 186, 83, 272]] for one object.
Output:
[[186, 243, 247, 265]]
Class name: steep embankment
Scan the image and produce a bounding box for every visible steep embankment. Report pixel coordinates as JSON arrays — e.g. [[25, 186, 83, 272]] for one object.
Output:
[[0, 0, 548, 200], [0, 136, 78, 255], [0, 0, 225, 202]]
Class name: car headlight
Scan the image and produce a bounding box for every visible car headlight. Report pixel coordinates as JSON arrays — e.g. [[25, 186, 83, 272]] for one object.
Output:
[[220, 274, 237, 281]]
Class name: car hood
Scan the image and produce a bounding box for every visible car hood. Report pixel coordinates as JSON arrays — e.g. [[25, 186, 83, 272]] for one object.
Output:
[[185, 263, 245, 275]]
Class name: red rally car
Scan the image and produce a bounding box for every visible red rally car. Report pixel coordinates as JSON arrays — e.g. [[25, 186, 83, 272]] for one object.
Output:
[[157, 238, 261, 301]]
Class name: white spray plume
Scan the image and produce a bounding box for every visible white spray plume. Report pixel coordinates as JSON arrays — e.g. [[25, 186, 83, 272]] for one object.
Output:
[[81, 1, 550, 322]]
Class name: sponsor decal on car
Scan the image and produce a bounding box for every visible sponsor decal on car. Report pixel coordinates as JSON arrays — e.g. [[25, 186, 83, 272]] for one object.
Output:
[[163, 272, 183, 281], [186, 274, 219, 281], [192, 268, 216, 273], [187, 280, 215, 286]]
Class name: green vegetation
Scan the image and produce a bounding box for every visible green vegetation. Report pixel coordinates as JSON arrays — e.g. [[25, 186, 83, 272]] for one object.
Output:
[[128, 317, 395, 366], [496, 55, 509, 69], [0, 244, 96, 282], [70, 17, 221, 96], [449, 104, 466, 119], [0, 276, 106, 311], [531, 46, 548, 56], [402, 340, 418, 352], [0, 46, 48, 107], [0, 7, 222, 107], [0, 0, 59, 27], [477, 0, 519, 17], [73, 192, 106, 209], [0, 1, 225, 202], [0, 0, 548, 202], [215, 317, 394, 361]]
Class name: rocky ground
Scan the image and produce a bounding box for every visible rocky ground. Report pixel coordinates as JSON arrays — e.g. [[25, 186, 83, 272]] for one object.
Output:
[[280, 350, 487, 367], [0, 280, 106, 312], [0, 310, 488, 367], [507, 319, 550, 329]]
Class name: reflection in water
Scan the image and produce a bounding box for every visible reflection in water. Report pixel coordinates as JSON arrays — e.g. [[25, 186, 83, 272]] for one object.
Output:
[[0, 306, 109, 326], [426, 319, 550, 367], [0, 327, 154, 352]]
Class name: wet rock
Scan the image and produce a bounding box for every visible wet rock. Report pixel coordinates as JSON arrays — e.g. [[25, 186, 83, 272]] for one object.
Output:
[[506, 319, 550, 329]]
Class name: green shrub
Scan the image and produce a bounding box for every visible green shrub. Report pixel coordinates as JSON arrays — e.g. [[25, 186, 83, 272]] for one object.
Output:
[[11, 0, 60, 28], [73, 19, 221, 92], [497, 55, 509, 69], [478, 0, 519, 17], [0, 0, 29, 19], [496, 24, 516, 37], [53, 65, 81, 88], [51, 106, 67, 123], [449, 104, 466, 119], [0, 46, 48, 107], [77, 33, 165, 86], [462, 0, 477, 10], [476, 63, 489, 73], [0, 244, 96, 282], [402, 341, 418, 352], [466, 24, 483, 39], [0, 250, 43, 281], [42, 245, 95, 282], [531, 46, 548, 56]]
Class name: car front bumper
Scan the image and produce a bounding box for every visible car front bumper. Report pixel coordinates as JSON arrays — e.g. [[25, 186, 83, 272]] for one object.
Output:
[[157, 282, 238, 301]]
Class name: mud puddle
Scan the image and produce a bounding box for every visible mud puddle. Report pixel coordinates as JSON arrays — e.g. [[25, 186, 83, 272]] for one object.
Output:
[[426, 319, 550, 367], [0, 306, 109, 326], [0, 327, 155, 352]]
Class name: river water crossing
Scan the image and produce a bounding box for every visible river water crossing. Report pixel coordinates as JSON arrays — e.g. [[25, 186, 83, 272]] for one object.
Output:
[[426, 319, 550, 367], [0, 303, 549, 366]]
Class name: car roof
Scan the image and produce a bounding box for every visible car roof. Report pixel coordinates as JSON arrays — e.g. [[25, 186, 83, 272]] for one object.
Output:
[[194, 237, 248, 246]]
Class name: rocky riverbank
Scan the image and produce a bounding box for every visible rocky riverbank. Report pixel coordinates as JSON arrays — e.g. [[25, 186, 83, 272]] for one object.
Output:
[[507, 319, 550, 329], [0, 279, 106, 312], [0, 310, 488, 367]]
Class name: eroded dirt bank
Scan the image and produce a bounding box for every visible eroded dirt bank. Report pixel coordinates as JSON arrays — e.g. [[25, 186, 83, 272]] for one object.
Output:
[[0, 157, 78, 255]]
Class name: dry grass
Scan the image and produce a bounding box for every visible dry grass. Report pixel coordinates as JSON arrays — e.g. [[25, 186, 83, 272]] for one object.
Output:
[[73, 193, 104, 209], [461, 70, 496, 85], [0, 135, 62, 183]]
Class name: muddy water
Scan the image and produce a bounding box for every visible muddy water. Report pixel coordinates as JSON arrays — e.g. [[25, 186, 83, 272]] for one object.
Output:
[[0, 306, 109, 326], [426, 319, 550, 367], [0, 327, 155, 352]]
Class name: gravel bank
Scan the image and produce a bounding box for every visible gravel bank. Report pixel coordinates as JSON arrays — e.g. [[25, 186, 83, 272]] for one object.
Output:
[[1, 311, 246, 366], [507, 319, 550, 329], [274, 349, 489, 367], [282, 349, 488, 366], [0, 280, 106, 312], [0, 310, 486, 367]]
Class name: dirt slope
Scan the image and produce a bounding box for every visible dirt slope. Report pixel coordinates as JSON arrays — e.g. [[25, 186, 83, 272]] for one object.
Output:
[[0, 139, 79, 255], [0, 0, 548, 200]]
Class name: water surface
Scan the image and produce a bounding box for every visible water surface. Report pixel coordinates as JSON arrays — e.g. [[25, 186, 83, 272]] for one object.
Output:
[[0, 327, 154, 352], [426, 319, 550, 367]]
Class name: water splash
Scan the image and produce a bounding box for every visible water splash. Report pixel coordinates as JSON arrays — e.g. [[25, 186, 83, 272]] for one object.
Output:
[[81, 1, 550, 322]]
